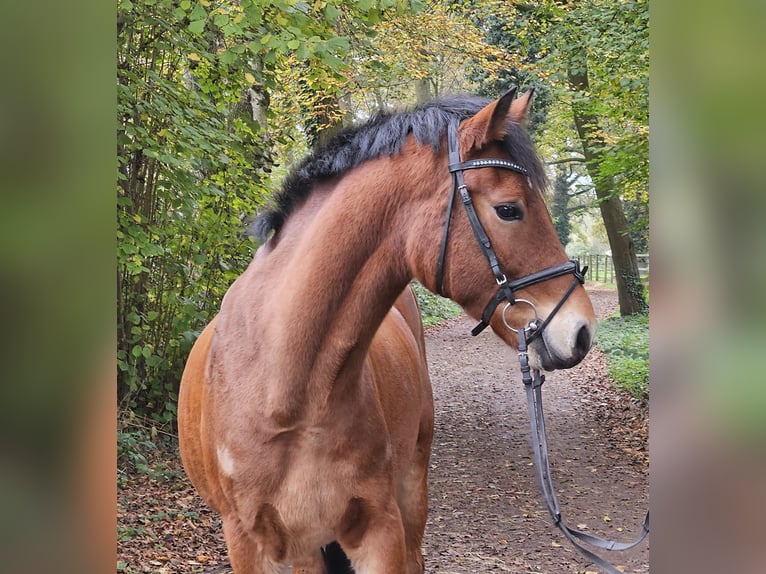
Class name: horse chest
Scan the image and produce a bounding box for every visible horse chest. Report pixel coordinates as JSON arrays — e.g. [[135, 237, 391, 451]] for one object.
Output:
[[222, 426, 389, 543]]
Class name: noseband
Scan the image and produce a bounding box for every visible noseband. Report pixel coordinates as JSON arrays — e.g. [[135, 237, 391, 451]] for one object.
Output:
[[435, 119, 585, 338]]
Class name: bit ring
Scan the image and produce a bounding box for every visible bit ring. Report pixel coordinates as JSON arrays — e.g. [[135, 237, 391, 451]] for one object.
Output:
[[502, 299, 539, 333]]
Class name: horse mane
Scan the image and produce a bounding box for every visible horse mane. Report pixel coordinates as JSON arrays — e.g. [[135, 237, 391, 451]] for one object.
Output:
[[251, 95, 548, 240]]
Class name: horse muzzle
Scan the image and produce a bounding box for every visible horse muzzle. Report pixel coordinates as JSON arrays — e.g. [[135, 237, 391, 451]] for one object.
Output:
[[527, 313, 594, 371], [499, 297, 594, 371]]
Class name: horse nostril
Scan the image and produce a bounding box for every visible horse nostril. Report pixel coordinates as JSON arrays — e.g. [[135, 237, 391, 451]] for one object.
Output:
[[575, 324, 592, 357]]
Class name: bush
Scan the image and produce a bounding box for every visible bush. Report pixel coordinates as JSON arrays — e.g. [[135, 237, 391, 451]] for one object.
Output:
[[117, 412, 181, 487], [117, 426, 156, 482], [594, 312, 649, 401], [411, 281, 462, 326]]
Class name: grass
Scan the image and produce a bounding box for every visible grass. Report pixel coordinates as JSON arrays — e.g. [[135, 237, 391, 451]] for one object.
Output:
[[594, 311, 649, 401]]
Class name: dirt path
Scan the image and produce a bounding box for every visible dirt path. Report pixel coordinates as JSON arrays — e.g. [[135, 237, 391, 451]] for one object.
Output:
[[117, 287, 648, 573], [422, 287, 648, 573]]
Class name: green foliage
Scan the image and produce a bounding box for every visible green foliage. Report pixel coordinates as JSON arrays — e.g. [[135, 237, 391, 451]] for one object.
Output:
[[118, 0, 268, 423], [464, 0, 554, 134], [117, 525, 146, 543], [117, 0, 405, 425], [607, 355, 649, 401], [117, 0, 650, 431], [551, 0, 649, 207], [594, 312, 649, 401], [117, 427, 156, 474], [270, 1, 503, 133], [411, 282, 462, 327], [118, 412, 183, 489]]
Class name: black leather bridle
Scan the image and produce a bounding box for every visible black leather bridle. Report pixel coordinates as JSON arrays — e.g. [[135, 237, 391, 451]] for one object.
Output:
[[435, 119, 585, 338], [436, 118, 649, 573]]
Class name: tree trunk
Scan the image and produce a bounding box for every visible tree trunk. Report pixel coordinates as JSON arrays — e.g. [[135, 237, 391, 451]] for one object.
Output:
[[568, 67, 647, 316], [415, 77, 432, 104], [551, 166, 572, 247]]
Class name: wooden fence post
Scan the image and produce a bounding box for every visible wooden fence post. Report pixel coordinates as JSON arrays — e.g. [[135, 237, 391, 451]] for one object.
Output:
[[596, 255, 601, 282]]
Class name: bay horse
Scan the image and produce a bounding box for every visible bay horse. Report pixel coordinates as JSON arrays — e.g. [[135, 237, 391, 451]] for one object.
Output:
[[178, 88, 596, 574]]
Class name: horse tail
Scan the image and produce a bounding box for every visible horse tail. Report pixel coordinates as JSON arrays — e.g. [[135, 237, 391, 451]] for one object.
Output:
[[322, 542, 354, 574]]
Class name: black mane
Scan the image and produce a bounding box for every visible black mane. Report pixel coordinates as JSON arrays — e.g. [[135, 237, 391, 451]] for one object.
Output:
[[252, 95, 548, 239]]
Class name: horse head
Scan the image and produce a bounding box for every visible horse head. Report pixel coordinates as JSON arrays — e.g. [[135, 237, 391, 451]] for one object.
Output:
[[409, 89, 596, 370]]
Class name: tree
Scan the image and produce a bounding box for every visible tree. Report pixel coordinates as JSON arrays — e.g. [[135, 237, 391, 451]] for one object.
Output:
[[117, 0, 269, 422], [624, 196, 649, 254], [325, 2, 505, 120], [465, 0, 554, 134], [491, 0, 649, 315], [551, 166, 573, 247], [568, 61, 646, 314], [117, 0, 394, 423], [560, 0, 648, 314]]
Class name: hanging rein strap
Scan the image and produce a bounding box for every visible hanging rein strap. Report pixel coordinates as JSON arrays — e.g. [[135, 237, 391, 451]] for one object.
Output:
[[517, 328, 650, 573]]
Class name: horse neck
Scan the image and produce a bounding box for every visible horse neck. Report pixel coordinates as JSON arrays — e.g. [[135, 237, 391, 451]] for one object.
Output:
[[255, 149, 439, 404]]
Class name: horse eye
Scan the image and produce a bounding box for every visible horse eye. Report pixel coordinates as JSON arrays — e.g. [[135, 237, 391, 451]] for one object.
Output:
[[494, 203, 523, 222]]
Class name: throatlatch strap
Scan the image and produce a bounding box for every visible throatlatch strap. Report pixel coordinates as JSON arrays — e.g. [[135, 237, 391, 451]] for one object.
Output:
[[436, 121, 463, 296]]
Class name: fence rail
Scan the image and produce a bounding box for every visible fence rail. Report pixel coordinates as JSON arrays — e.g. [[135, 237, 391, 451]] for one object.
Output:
[[573, 254, 649, 284]]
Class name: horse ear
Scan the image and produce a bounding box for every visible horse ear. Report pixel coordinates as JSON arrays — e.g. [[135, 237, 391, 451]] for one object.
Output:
[[509, 88, 535, 124], [462, 87, 533, 151]]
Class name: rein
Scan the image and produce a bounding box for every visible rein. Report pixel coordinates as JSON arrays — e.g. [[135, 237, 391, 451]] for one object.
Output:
[[435, 118, 649, 572], [517, 327, 650, 574]]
